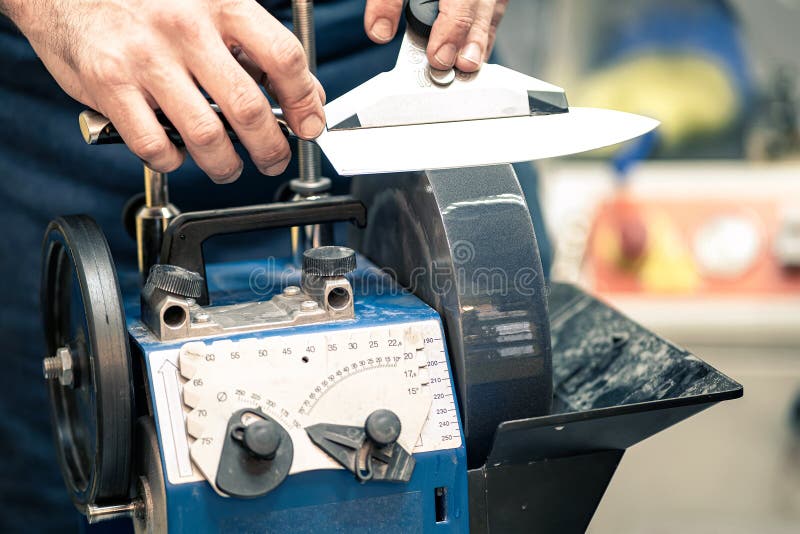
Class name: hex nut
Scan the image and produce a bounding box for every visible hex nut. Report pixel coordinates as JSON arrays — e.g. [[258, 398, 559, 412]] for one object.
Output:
[[57, 346, 74, 387]]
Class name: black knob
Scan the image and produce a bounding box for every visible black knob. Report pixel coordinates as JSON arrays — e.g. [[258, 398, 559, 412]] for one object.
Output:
[[302, 246, 357, 277], [405, 0, 439, 39], [365, 409, 402, 447], [144, 264, 204, 299], [241, 419, 282, 460]]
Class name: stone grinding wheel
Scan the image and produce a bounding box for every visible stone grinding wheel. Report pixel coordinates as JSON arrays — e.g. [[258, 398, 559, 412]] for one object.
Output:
[[41, 215, 133, 507], [350, 165, 553, 468]]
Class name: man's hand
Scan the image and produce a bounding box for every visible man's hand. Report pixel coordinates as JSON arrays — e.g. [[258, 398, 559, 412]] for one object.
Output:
[[364, 0, 508, 71], [4, 0, 326, 183]]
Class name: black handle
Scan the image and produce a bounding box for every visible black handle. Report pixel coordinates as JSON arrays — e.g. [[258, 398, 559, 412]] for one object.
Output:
[[405, 0, 440, 38], [160, 196, 367, 304], [79, 104, 291, 147]]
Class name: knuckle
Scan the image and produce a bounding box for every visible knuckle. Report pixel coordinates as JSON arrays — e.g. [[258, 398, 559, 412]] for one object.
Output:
[[255, 140, 290, 168], [229, 82, 267, 126], [442, 5, 476, 34], [156, 6, 201, 37], [138, 56, 173, 87], [472, 23, 490, 40], [130, 133, 171, 162], [271, 35, 306, 72], [280, 79, 317, 110], [186, 115, 226, 148], [451, 15, 474, 34], [86, 53, 127, 86]]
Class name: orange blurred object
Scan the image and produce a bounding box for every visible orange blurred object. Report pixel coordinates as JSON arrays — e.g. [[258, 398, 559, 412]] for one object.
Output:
[[587, 196, 800, 295]]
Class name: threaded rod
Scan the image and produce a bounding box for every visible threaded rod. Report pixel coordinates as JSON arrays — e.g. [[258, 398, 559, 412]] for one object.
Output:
[[43, 356, 60, 379]]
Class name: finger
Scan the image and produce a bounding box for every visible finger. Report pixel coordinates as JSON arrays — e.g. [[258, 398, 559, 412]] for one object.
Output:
[[454, 0, 494, 72], [313, 74, 326, 106], [234, 48, 326, 105], [144, 66, 243, 183], [364, 0, 404, 44], [188, 38, 291, 176], [486, 0, 508, 57], [232, 46, 262, 82], [97, 86, 184, 173], [427, 0, 480, 69], [233, 49, 279, 102], [221, 1, 325, 140]]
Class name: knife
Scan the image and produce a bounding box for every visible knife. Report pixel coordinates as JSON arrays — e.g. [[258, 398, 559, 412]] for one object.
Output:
[[79, 103, 658, 177], [78, 0, 659, 175]]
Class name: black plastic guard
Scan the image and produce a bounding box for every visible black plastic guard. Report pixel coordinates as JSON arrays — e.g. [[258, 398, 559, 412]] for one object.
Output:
[[469, 283, 742, 533]]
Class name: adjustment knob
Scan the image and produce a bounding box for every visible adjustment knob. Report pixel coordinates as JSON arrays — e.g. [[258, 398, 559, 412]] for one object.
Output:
[[242, 419, 283, 460], [365, 409, 402, 447], [302, 246, 356, 277], [144, 264, 204, 299], [217, 409, 294, 497]]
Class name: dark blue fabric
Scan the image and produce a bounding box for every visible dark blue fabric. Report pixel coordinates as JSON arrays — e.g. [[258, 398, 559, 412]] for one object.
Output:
[[0, 2, 550, 531]]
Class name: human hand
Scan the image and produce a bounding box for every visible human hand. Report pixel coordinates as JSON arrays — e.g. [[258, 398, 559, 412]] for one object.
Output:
[[364, 0, 508, 71], [3, 0, 326, 182]]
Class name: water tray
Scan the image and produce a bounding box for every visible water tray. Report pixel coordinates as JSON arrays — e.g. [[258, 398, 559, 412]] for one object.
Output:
[[469, 283, 743, 533]]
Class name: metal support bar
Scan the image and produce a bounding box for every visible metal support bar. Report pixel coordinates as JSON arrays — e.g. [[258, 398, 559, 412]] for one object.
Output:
[[136, 166, 179, 281]]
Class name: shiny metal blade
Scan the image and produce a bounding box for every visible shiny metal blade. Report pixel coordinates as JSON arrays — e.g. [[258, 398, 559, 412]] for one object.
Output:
[[315, 107, 659, 176]]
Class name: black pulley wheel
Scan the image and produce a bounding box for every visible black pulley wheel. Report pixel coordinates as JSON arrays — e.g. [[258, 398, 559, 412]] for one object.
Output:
[[41, 215, 133, 506]]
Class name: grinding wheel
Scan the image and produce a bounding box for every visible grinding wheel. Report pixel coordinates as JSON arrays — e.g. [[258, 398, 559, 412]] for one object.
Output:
[[350, 165, 553, 467]]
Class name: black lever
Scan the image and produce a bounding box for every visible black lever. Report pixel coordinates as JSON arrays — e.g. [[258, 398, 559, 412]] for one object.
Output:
[[78, 104, 292, 147], [160, 196, 367, 305], [405, 0, 440, 38]]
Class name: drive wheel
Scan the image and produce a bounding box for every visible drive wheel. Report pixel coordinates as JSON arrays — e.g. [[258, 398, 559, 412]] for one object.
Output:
[[41, 215, 133, 507]]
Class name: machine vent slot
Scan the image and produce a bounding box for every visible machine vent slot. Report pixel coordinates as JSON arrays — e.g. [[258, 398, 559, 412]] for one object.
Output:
[[434, 486, 448, 523]]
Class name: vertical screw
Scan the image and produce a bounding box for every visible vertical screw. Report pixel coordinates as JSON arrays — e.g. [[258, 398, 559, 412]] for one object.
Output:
[[292, 0, 322, 188]]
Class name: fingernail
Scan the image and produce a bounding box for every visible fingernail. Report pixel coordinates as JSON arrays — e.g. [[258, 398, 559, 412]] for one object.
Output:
[[460, 42, 483, 67], [300, 114, 325, 139], [370, 17, 394, 43], [264, 158, 290, 176], [434, 44, 458, 68]]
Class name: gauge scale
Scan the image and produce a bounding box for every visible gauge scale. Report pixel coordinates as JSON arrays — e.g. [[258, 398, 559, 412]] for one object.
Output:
[[147, 320, 461, 490]]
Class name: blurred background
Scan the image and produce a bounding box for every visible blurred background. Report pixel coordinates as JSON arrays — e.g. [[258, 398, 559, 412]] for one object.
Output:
[[497, 1, 800, 532]]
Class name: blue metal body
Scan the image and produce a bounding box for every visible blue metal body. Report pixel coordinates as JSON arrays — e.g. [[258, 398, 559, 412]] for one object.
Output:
[[125, 257, 469, 533]]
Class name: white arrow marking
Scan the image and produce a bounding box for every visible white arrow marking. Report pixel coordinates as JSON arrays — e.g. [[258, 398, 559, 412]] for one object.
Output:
[[159, 360, 193, 478]]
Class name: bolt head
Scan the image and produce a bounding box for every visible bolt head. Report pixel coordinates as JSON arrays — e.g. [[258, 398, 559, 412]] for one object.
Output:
[[301, 300, 318, 311], [57, 346, 74, 388], [283, 286, 301, 296], [193, 312, 210, 324]]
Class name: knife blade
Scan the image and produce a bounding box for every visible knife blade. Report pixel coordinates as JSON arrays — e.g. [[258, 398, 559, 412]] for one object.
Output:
[[318, 107, 659, 176], [79, 105, 658, 176]]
